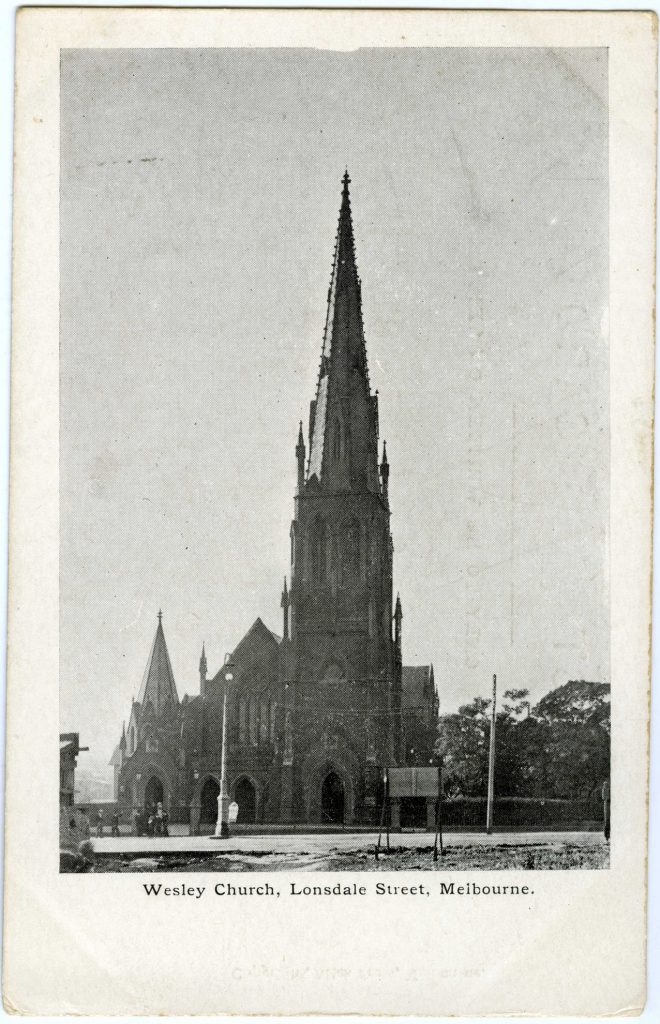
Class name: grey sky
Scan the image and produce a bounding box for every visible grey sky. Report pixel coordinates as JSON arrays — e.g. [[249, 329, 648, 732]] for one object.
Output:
[[60, 48, 609, 769]]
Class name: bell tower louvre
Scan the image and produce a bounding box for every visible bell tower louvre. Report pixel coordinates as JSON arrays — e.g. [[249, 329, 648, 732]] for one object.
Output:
[[115, 174, 438, 830]]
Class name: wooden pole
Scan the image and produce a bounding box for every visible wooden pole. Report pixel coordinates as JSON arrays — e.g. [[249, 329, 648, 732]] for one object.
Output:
[[433, 761, 444, 862], [486, 674, 497, 835], [437, 760, 444, 857], [385, 770, 391, 852], [375, 771, 387, 861]]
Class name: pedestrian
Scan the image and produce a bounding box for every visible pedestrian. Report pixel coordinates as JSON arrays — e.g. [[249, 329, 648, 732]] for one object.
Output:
[[111, 810, 120, 837], [95, 809, 104, 838], [602, 779, 610, 841], [162, 808, 169, 837]]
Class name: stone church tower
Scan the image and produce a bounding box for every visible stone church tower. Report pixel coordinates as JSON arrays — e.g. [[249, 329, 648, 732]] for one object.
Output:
[[114, 174, 438, 830], [279, 172, 404, 823]]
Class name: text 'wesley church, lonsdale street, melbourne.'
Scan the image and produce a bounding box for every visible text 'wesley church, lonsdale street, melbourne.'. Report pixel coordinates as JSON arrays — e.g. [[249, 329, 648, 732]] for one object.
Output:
[[112, 173, 439, 831]]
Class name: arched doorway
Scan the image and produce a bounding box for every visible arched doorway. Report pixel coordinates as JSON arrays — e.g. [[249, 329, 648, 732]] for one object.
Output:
[[200, 778, 220, 828], [144, 775, 164, 811], [234, 777, 257, 823], [321, 771, 345, 825]]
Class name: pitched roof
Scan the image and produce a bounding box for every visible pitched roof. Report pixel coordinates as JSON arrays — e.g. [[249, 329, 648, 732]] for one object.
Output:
[[230, 617, 281, 663], [402, 666, 434, 708], [137, 612, 179, 712]]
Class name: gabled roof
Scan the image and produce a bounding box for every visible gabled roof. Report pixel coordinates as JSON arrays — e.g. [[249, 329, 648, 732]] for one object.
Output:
[[402, 665, 434, 708], [209, 618, 280, 683], [137, 612, 179, 712]]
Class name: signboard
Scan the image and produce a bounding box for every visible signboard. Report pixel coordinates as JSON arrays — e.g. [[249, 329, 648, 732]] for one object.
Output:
[[387, 767, 439, 798], [228, 801, 239, 824]]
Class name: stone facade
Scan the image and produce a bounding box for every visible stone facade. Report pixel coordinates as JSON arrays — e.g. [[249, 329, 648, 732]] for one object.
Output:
[[115, 174, 438, 830]]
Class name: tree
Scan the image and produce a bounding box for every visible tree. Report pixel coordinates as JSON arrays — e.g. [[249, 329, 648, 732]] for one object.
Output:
[[531, 681, 610, 798], [533, 680, 610, 730], [435, 699, 491, 796], [435, 680, 610, 800]]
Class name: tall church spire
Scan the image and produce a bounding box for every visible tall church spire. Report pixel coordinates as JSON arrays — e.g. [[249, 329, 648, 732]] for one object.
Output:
[[306, 172, 380, 493], [137, 611, 179, 713]]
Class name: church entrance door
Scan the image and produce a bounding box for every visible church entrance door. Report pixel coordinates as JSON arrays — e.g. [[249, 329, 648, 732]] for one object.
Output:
[[321, 771, 345, 825], [234, 778, 257, 823], [144, 775, 164, 811], [200, 778, 220, 829]]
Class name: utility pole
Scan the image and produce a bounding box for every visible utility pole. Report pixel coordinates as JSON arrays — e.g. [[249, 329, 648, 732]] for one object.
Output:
[[486, 673, 497, 835]]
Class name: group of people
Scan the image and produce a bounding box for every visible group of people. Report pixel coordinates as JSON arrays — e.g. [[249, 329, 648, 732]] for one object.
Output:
[[133, 801, 170, 837], [91, 803, 171, 838], [94, 809, 121, 838]]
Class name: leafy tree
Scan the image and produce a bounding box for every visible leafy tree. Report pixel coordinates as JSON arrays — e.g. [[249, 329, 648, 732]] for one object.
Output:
[[436, 699, 490, 796], [533, 680, 610, 731], [502, 688, 531, 719], [435, 680, 610, 800]]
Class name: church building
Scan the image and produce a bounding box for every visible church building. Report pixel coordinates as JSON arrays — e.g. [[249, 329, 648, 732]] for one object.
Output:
[[114, 174, 439, 830]]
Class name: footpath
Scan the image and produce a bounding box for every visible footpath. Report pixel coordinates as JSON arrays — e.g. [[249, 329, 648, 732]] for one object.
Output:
[[94, 829, 602, 857]]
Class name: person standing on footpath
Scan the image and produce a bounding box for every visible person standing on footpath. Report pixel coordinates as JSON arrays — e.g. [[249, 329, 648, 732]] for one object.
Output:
[[95, 809, 104, 838]]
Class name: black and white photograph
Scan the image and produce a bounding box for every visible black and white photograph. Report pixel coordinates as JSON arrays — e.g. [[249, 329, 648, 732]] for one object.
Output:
[[58, 46, 612, 873]]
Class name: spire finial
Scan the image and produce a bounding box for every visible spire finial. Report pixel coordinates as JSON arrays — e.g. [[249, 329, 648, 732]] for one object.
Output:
[[157, 609, 163, 625], [382, 440, 388, 464]]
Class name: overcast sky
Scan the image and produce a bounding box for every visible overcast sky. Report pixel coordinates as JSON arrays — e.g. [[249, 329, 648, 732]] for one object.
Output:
[[60, 48, 609, 769]]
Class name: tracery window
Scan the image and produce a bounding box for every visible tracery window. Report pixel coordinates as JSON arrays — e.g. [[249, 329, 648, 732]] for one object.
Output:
[[312, 519, 327, 583], [239, 698, 247, 744], [259, 698, 269, 743], [343, 519, 360, 580], [249, 698, 258, 745]]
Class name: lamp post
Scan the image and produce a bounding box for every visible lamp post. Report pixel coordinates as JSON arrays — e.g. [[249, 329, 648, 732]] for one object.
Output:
[[215, 661, 234, 838]]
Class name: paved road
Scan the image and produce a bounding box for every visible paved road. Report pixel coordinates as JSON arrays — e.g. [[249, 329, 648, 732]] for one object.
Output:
[[95, 830, 602, 856]]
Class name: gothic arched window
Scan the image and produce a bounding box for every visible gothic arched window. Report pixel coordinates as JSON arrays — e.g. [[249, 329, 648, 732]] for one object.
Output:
[[343, 519, 360, 580], [259, 698, 269, 743], [312, 519, 327, 583], [269, 702, 276, 743], [239, 698, 247, 745], [249, 698, 258, 745]]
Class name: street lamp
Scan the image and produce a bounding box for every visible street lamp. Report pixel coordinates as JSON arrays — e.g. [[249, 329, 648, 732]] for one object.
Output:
[[215, 660, 234, 838]]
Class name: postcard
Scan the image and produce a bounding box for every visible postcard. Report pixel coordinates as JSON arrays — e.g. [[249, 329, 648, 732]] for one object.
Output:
[[4, 8, 655, 1016]]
